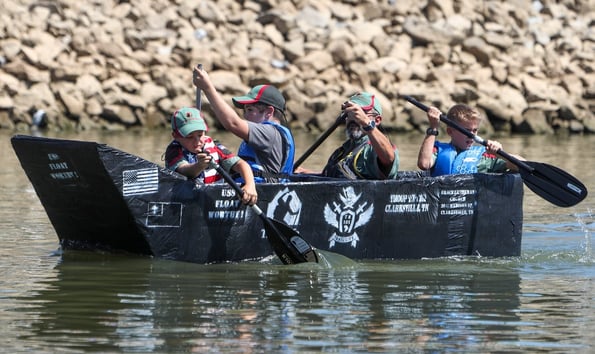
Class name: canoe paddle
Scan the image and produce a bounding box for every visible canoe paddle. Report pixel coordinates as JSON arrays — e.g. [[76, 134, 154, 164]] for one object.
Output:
[[293, 112, 346, 171], [206, 156, 319, 264], [404, 95, 588, 208], [194, 64, 318, 264], [194, 63, 203, 110]]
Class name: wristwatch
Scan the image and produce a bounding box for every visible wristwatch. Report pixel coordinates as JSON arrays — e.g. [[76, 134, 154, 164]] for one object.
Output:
[[426, 127, 439, 136], [362, 120, 376, 132]]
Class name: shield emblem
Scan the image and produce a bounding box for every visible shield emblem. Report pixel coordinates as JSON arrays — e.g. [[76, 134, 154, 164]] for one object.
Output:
[[338, 209, 355, 234]]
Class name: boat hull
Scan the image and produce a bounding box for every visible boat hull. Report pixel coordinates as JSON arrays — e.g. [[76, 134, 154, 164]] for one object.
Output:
[[12, 135, 523, 263]]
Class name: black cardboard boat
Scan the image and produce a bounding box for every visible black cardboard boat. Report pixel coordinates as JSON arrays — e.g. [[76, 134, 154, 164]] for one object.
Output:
[[11, 135, 523, 263]]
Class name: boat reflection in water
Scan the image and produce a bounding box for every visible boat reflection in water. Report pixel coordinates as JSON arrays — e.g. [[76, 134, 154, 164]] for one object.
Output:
[[18, 251, 523, 352]]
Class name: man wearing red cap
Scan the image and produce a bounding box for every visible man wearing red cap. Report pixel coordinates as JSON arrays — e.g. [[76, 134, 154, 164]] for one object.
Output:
[[193, 66, 295, 183]]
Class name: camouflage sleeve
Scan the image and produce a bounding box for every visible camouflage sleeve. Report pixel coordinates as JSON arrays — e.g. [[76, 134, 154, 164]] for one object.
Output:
[[478, 154, 508, 173], [357, 143, 399, 180]]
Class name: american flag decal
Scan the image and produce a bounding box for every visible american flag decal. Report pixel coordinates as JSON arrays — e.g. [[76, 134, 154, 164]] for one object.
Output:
[[122, 168, 159, 196]]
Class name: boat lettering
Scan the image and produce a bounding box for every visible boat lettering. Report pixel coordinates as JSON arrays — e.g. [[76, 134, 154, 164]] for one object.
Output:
[[385, 203, 429, 213], [48, 162, 69, 170], [221, 188, 235, 197], [440, 209, 470, 215], [389, 193, 427, 203], [50, 171, 79, 180], [449, 196, 466, 202], [46, 153, 80, 181], [215, 199, 240, 208], [47, 153, 60, 161], [329, 234, 359, 245], [440, 202, 474, 209], [440, 189, 476, 195], [385, 193, 430, 214], [207, 210, 246, 219], [208, 198, 245, 220], [438, 189, 476, 216]]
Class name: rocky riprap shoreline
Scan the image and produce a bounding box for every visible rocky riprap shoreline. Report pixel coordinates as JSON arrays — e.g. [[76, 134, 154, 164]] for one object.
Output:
[[0, 0, 593, 135]]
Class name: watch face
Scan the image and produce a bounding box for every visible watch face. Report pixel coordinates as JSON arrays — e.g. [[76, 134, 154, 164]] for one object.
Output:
[[426, 128, 439, 136], [363, 120, 376, 131]]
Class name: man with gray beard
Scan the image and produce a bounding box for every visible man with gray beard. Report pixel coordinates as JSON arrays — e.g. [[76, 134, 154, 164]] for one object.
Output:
[[296, 92, 399, 180]]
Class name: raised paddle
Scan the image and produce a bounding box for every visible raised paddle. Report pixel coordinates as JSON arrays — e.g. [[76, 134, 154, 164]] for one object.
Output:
[[194, 64, 318, 264], [404, 95, 588, 208], [194, 63, 203, 109], [293, 112, 347, 170]]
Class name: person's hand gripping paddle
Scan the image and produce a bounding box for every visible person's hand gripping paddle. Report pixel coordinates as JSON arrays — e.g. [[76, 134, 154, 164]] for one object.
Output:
[[404, 95, 588, 207], [194, 64, 318, 264]]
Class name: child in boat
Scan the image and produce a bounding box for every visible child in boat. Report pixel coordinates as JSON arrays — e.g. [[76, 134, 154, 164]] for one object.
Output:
[[164, 107, 258, 205], [192, 65, 295, 182], [417, 104, 522, 176]]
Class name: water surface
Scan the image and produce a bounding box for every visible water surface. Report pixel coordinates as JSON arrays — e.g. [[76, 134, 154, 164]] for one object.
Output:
[[1, 129, 593, 353]]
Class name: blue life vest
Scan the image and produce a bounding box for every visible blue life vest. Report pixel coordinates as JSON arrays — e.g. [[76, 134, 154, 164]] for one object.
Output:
[[432, 142, 486, 176], [237, 121, 295, 182]]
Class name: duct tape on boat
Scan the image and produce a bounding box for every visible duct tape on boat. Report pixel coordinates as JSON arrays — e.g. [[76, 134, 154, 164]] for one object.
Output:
[[122, 168, 159, 196]]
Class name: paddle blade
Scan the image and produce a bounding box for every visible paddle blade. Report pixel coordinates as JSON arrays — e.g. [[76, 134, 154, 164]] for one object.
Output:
[[520, 161, 588, 207], [261, 216, 319, 264], [289, 235, 319, 263]]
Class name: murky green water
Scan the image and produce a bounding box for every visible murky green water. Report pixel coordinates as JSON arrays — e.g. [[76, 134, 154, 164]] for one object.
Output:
[[1, 129, 594, 353]]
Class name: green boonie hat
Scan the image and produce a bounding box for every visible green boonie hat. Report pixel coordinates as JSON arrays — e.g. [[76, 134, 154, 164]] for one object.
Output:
[[232, 84, 286, 112], [171, 107, 207, 137], [349, 92, 382, 115]]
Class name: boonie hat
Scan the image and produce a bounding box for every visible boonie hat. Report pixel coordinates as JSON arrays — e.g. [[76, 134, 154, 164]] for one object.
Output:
[[232, 85, 286, 112], [171, 107, 207, 137], [349, 92, 382, 115]]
